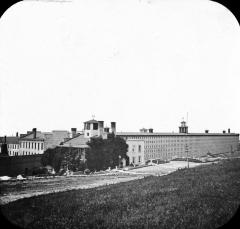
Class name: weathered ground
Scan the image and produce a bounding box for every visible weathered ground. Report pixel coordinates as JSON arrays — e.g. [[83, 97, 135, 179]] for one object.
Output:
[[0, 161, 205, 205], [1, 158, 240, 229]]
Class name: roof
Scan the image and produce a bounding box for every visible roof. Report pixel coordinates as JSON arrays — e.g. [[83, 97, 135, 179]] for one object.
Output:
[[116, 132, 239, 137], [61, 133, 89, 147], [19, 138, 45, 142], [0, 137, 19, 144], [61, 133, 82, 143], [84, 119, 99, 124], [20, 131, 45, 141]]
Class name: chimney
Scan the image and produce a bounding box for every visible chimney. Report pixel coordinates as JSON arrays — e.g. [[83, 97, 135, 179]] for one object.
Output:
[[111, 122, 116, 134], [32, 128, 37, 139], [223, 130, 226, 134], [228, 128, 230, 133], [16, 132, 19, 137], [71, 128, 77, 138], [98, 121, 104, 136], [205, 130, 209, 133], [149, 128, 153, 133]]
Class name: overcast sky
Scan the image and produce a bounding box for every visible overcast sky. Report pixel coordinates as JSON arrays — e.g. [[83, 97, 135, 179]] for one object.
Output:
[[0, 0, 239, 136]]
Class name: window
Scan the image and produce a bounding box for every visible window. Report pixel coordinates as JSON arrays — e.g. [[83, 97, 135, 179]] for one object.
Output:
[[32, 142, 34, 149], [138, 156, 141, 163], [93, 123, 98, 130], [41, 143, 43, 150], [132, 156, 135, 164], [38, 143, 40, 150], [35, 143, 36, 149], [138, 145, 141, 152], [86, 123, 90, 130]]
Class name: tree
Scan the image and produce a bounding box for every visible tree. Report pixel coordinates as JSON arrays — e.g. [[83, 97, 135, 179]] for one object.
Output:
[[85, 137, 105, 171], [85, 134, 128, 171], [41, 147, 63, 172], [41, 146, 84, 173]]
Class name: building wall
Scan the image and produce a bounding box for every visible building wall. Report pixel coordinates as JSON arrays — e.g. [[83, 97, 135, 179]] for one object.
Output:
[[19, 140, 44, 156], [7, 143, 20, 156], [118, 134, 239, 162], [126, 139, 144, 165], [0, 155, 42, 176]]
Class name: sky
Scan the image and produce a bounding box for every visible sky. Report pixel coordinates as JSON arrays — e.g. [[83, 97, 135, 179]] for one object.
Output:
[[0, 0, 239, 136]]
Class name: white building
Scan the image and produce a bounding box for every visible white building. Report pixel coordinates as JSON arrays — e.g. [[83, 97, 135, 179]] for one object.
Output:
[[18, 128, 70, 156], [126, 139, 144, 165]]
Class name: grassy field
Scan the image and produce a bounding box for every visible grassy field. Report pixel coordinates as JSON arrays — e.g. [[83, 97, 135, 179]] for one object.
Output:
[[1, 159, 240, 229]]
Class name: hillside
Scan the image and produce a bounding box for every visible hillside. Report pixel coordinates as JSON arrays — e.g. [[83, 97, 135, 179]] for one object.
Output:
[[1, 159, 240, 229]]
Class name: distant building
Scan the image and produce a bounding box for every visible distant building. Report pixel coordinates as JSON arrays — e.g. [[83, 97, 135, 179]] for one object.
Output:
[[60, 128, 89, 162], [59, 120, 117, 161], [0, 134, 20, 156], [117, 122, 239, 165], [83, 119, 116, 139], [18, 128, 70, 156], [126, 139, 144, 165]]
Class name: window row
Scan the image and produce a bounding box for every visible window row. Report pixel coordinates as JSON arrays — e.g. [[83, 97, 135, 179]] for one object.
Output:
[[20, 142, 44, 150], [7, 144, 19, 149]]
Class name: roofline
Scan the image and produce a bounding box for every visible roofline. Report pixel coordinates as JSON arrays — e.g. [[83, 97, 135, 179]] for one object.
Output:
[[61, 133, 83, 144], [19, 138, 45, 141], [116, 132, 239, 137]]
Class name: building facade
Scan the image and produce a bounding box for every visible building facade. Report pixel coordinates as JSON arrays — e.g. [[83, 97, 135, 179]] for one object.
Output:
[[126, 139, 144, 164], [18, 128, 70, 156], [117, 121, 239, 165], [0, 135, 20, 156]]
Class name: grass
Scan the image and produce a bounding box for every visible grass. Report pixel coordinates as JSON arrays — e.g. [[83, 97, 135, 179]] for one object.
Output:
[[1, 159, 240, 229]]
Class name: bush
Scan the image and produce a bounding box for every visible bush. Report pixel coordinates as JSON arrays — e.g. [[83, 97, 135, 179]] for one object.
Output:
[[32, 167, 49, 176], [84, 169, 91, 175]]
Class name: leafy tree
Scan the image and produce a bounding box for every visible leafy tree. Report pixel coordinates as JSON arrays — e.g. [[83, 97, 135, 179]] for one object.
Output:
[[85, 137, 105, 171], [41, 146, 84, 172], [85, 133, 128, 171], [41, 147, 63, 172]]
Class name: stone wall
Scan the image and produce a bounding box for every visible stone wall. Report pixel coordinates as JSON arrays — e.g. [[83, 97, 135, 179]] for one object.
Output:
[[0, 155, 42, 177]]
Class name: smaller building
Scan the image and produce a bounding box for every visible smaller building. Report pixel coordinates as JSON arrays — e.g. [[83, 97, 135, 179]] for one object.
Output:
[[126, 139, 144, 165], [0, 134, 20, 156], [60, 128, 89, 162], [19, 128, 70, 156]]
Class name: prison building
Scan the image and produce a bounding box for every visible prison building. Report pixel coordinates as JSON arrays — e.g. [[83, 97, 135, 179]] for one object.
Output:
[[117, 121, 239, 165]]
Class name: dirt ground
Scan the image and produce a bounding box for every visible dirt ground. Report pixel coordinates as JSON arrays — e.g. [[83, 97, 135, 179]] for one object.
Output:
[[0, 161, 212, 205]]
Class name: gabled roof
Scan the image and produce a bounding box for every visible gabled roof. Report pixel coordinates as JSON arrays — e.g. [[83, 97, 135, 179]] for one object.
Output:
[[20, 131, 45, 141], [61, 133, 89, 147]]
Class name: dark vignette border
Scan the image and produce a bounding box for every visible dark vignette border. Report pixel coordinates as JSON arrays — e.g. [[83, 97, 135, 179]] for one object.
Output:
[[0, 0, 239, 23], [0, 0, 239, 229]]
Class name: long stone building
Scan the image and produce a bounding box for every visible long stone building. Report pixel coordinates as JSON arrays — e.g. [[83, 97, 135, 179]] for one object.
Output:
[[58, 119, 239, 166], [117, 121, 239, 164], [1, 119, 239, 167]]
